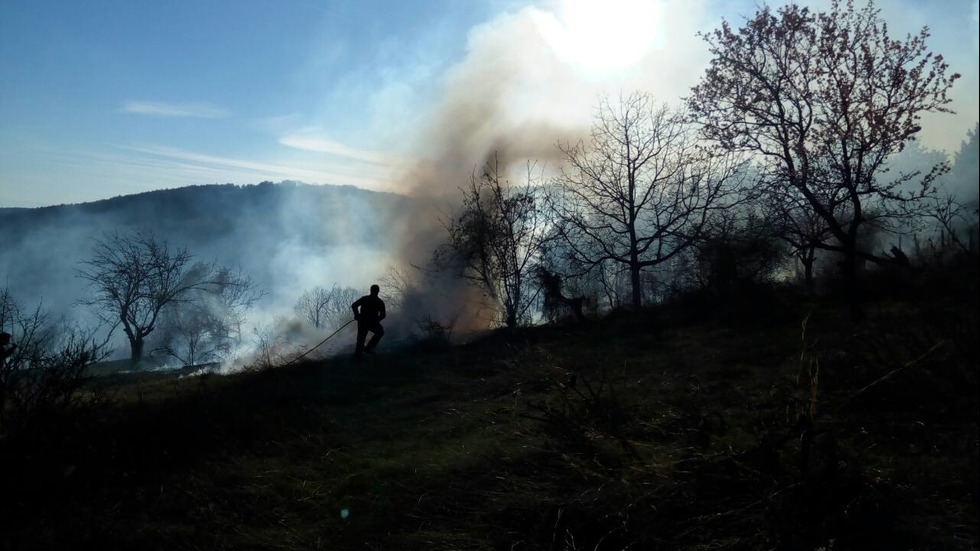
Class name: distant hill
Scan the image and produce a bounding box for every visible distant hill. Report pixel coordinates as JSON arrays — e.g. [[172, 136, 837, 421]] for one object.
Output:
[[0, 181, 414, 248], [0, 182, 422, 321]]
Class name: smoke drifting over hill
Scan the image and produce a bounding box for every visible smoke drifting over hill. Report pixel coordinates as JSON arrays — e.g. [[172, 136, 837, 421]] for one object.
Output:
[[0, 183, 420, 366]]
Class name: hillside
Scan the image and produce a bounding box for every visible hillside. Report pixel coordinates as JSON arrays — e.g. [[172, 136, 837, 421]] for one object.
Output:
[[1, 285, 976, 550], [0, 181, 414, 248]]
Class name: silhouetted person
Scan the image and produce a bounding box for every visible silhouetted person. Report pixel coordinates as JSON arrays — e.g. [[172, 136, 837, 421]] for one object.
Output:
[[889, 245, 910, 266], [536, 267, 587, 323], [352, 285, 385, 359], [0, 332, 16, 367]]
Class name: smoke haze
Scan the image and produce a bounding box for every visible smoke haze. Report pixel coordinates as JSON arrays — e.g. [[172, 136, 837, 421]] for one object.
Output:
[[0, 183, 420, 364]]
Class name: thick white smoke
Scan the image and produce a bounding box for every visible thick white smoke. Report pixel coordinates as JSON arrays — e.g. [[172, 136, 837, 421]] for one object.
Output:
[[379, 0, 716, 332]]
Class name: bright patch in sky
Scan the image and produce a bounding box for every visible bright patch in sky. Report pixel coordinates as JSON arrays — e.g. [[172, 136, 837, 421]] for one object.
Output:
[[534, 0, 665, 75]]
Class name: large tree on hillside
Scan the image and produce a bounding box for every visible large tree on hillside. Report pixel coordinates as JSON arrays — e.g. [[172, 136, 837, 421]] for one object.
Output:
[[550, 93, 744, 309], [688, 0, 959, 311], [80, 231, 213, 364]]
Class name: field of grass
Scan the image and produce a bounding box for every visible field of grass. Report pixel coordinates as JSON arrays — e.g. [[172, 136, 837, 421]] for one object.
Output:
[[1, 286, 977, 550]]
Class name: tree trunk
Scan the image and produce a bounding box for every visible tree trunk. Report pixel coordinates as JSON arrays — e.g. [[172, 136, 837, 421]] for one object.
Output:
[[630, 263, 642, 310], [129, 336, 145, 366], [841, 240, 863, 321], [504, 307, 517, 328], [802, 247, 815, 293]]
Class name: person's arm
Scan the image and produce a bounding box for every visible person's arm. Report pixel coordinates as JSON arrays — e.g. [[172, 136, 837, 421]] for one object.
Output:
[[351, 297, 362, 320], [379, 300, 386, 321]]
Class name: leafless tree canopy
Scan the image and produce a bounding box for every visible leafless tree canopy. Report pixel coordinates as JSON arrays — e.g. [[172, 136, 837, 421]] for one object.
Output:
[[295, 285, 360, 332], [154, 265, 262, 367], [326, 286, 360, 330], [1, 288, 112, 434], [444, 155, 545, 327], [295, 286, 332, 329], [761, 182, 835, 289], [79, 231, 215, 364], [550, 92, 745, 309], [688, 0, 960, 306]]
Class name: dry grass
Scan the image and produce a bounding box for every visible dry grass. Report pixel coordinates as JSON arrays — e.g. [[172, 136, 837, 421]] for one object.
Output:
[[1, 287, 977, 550]]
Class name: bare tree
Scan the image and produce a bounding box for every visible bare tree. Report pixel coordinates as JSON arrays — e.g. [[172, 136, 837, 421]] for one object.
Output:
[[550, 92, 744, 309], [1, 288, 112, 434], [379, 265, 414, 312], [0, 288, 50, 431], [918, 193, 974, 259], [760, 179, 834, 290], [323, 286, 359, 330], [155, 265, 261, 367], [444, 155, 545, 328], [295, 285, 359, 331], [688, 0, 959, 312], [295, 286, 332, 329], [926, 124, 980, 253], [79, 231, 213, 365]]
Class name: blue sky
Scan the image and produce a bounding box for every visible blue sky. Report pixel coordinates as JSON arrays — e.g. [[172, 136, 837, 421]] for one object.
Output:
[[2, 0, 978, 207]]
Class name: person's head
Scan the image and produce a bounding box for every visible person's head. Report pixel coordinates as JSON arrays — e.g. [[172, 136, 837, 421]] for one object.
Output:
[[370, 284, 380, 296]]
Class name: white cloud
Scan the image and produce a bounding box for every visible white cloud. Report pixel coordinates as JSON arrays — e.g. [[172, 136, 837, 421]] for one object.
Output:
[[120, 100, 231, 119], [278, 131, 413, 168]]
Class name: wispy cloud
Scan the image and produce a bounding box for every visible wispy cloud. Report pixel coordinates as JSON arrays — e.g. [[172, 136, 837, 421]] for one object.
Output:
[[254, 113, 305, 133], [278, 131, 412, 167], [120, 100, 231, 118]]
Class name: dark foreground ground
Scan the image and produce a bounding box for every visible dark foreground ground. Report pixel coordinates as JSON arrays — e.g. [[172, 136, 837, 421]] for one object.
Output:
[[1, 283, 977, 550]]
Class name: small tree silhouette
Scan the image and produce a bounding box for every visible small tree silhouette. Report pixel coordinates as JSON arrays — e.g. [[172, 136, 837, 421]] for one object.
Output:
[[295, 286, 332, 329], [0, 287, 112, 434]]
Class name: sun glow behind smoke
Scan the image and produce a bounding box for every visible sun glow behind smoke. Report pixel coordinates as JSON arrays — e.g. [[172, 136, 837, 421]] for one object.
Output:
[[533, 0, 666, 77], [376, 0, 709, 336]]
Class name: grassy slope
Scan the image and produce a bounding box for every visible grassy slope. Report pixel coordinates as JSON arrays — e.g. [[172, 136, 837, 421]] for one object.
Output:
[[1, 290, 977, 550]]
